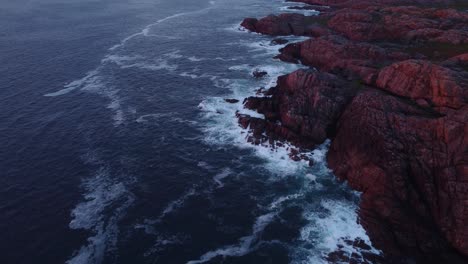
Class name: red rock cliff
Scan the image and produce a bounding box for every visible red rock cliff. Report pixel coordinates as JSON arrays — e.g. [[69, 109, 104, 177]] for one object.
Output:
[[240, 0, 468, 263]]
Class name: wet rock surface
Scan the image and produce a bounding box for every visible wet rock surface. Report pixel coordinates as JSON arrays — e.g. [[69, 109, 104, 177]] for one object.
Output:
[[252, 69, 268, 78], [239, 0, 468, 263]]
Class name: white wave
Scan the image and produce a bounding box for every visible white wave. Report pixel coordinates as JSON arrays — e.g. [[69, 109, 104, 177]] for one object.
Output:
[[214, 57, 241, 61], [109, 6, 215, 51], [109, 31, 143, 51], [135, 113, 174, 123], [44, 86, 79, 97], [180, 72, 200, 79], [47, 5, 216, 125], [164, 50, 184, 59], [199, 25, 315, 176], [132, 188, 198, 238], [307, 140, 332, 175], [107, 56, 178, 72], [187, 212, 276, 264], [213, 168, 232, 188], [200, 107, 309, 175], [238, 108, 265, 119], [297, 199, 381, 264], [228, 64, 252, 71], [200, 62, 307, 175], [104, 91, 124, 125], [43, 64, 128, 125], [67, 169, 135, 264], [187, 56, 206, 62], [198, 98, 224, 115], [228, 62, 307, 90], [102, 54, 142, 65], [305, 173, 317, 182], [145, 34, 183, 40], [227, 35, 308, 58], [269, 193, 304, 210], [224, 22, 253, 33], [136, 112, 198, 126], [197, 161, 214, 170], [278, 6, 320, 16], [160, 187, 197, 220], [46, 55, 176, 126], [44, 69, 100, 97]]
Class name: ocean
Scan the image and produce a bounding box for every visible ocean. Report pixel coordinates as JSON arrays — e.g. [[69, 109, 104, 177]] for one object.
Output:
[[0, 0, 378, 263]]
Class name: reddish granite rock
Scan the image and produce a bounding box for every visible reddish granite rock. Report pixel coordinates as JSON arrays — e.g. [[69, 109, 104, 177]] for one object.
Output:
[[326, 5, 468, 44], [240, 17, 259, 32], [241, 13, 333, 37], [239, 0, 468, 262], [443, 53, 468, 69], [242, 69, 357, 147], [241, 14, 317, 36], [279, 35, 411, 83], [245, 1, 468, 45], [275, 42, 302, 63], [327, 87, 467, 262], [376, 60, 467, 109], [290, 0, 468, 8]]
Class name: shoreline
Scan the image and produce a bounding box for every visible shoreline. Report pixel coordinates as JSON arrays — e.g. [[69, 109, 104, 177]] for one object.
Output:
[[237, 0, 468, 263]]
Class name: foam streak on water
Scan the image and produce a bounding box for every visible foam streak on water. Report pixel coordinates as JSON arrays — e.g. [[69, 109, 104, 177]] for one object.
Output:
[[109, 4, 216, 51], [43, 3, 216, 126], [66, 168, 135, 264], [186, 212, 277, 264]]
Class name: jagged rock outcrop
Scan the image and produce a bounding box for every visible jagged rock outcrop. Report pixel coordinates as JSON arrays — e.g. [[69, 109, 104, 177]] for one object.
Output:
[[241, 69, 356, 148], [277, 35, 412, 83], [241, 13, 331, 36]]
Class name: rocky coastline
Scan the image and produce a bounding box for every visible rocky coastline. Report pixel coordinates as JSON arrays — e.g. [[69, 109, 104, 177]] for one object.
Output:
[[238, 0, 468, 263]]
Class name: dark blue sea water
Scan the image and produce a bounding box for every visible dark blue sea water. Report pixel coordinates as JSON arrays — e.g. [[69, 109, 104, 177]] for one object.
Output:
[[0, 0, 379, 263]]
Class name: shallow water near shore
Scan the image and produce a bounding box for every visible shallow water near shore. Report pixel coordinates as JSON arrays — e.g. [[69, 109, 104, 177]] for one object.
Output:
[[0, 0, 379, 263]]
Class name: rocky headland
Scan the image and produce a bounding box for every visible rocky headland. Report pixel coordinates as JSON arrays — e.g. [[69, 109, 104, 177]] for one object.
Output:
[[239, 0, 468, 263]]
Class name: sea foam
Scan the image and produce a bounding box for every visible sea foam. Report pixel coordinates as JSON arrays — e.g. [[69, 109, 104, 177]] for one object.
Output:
[[66, 168, 135, 264]]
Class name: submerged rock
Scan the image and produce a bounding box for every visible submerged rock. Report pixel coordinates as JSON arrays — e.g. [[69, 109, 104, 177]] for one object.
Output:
[[270, 38, 289, 45], [252, 69, 268, 78], [224, 98, 240, 104]]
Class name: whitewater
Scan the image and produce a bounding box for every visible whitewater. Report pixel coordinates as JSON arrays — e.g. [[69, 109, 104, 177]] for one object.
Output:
[[0, 0, 379, 263]]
